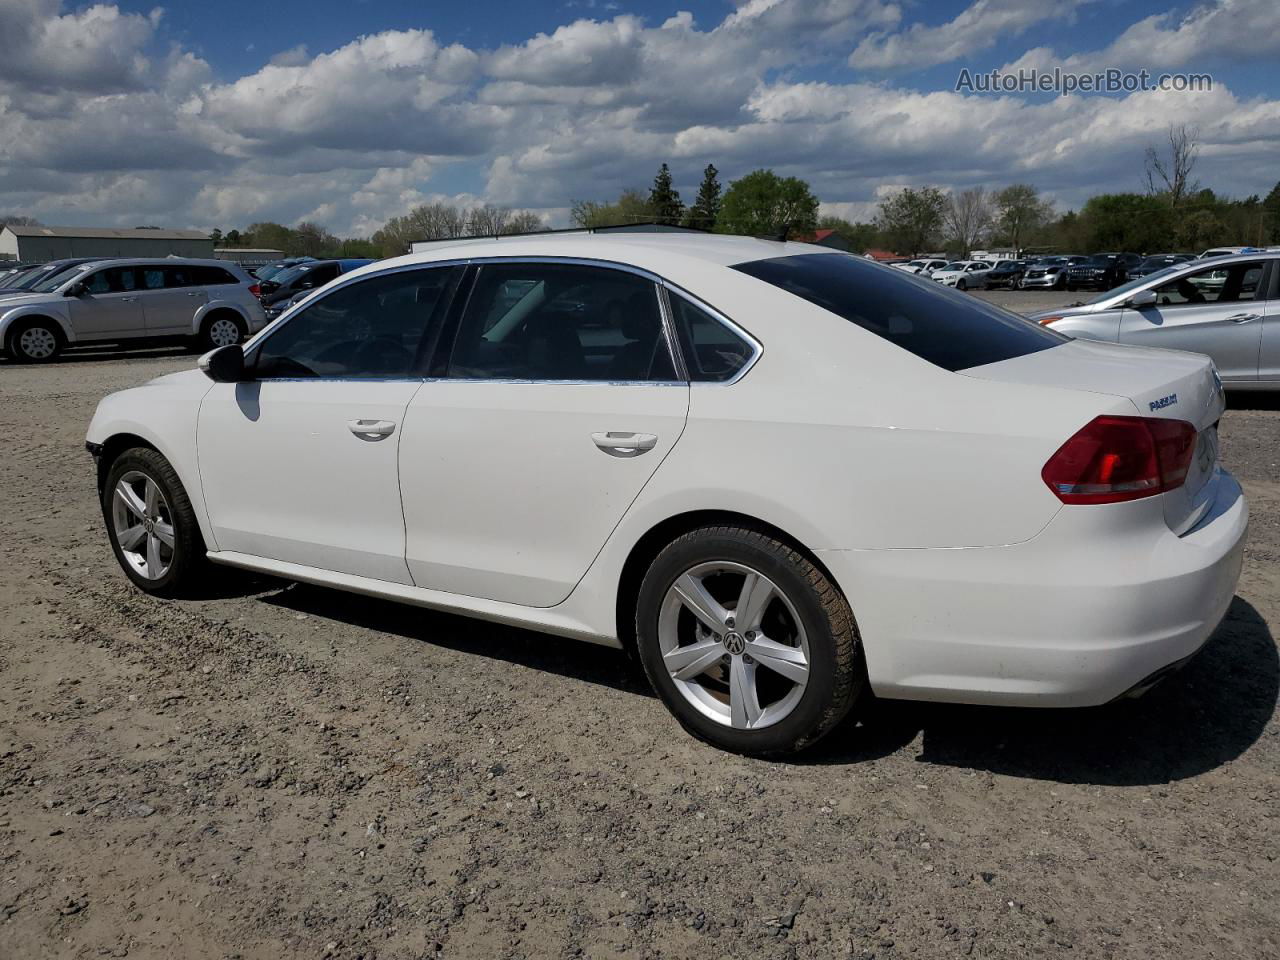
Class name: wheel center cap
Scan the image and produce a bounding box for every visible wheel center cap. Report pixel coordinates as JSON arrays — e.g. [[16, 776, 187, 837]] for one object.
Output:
[[723, 631, 746, 655], [144, 519, 155, 533]]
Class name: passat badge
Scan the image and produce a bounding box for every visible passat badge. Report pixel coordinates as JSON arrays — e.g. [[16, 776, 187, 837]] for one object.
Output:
[[1149, 393, 1178, 411]]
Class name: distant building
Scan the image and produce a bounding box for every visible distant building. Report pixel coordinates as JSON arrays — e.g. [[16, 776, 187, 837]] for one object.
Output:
[[793, 228, 850, 251], [215, 247, 285, 266], [862, 248, 907, 262], [0, 225, 214, 261]]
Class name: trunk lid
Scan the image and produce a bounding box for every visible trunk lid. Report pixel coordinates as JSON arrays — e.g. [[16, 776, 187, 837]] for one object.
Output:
[[962, 339, 1224, 534]]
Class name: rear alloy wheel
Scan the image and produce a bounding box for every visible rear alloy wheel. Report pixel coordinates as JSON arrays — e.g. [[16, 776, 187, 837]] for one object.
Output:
[[636, 525, 863, 756], [7, 318, 62, 363], [199, 313, 246, 351], [103, 447, 207, 597]]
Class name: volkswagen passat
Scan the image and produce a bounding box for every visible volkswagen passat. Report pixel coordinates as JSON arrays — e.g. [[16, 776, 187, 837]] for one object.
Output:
[[87, 235, 1247, 756]]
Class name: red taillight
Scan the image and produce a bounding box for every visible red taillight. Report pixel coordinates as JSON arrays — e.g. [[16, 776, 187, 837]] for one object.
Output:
[[248, 283, 261, 297], [1041, 415, 1197, 504]]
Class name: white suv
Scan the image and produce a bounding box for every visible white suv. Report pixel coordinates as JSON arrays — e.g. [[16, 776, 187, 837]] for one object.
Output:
[[0, 258, 267, 363]]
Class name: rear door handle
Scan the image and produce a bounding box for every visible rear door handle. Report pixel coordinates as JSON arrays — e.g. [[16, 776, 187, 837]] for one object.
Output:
[[120, 297, 138, 302], [1224, 313, 1260, 323], [591, 432, 657, 457], [348, 419, 396, 441]]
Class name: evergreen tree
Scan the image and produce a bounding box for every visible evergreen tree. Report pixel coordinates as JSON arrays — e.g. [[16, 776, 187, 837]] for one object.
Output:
[[648, 163, 684, 226], [1264, 180, 1280, 243], [683, 164, 722, 231]]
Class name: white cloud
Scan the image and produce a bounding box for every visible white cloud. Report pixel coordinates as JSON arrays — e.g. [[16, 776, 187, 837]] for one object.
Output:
[[850, 0, 1093, 70], [1, 0, 1277, 237]]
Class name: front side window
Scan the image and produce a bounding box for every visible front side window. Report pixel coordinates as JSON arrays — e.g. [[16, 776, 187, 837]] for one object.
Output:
[[667, 293, 754, 382], [253, 266, 463, 379], [84, 267, 138, 294], [733, 253, 1064, 372], [1153, 261, 1264, 306], [447, 262, 676, 382]]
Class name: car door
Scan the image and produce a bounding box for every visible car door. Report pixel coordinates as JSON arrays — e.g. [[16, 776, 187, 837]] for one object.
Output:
[[197, 265, 465, 583], [68, 266, 147, 340], [1119, 260, 1267, 382], [399, 260, 690, 608], [137, 265, 207, 335], [1261, 262, 1280, 384]]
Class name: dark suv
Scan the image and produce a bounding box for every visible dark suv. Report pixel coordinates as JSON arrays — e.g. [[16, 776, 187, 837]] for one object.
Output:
[[1065, 252, 1142, 291], [258, 258, 374, 318]]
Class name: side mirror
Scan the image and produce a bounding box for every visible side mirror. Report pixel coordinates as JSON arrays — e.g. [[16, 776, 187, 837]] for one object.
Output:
[[198, 343, 247, 382], [64, 281, 86, 297], [1127, 289, 1157, 308]]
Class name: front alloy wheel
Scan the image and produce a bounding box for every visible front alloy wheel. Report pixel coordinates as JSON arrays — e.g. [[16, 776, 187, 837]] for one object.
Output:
[[103, 447, 208, 597], [636, 525, 863, 756]]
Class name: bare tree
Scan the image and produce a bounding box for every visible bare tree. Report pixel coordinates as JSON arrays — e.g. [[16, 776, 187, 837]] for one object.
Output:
[[993, 184, 1055, 255], [945, 187, 993, 255], [1144, 124, 1200, 207]]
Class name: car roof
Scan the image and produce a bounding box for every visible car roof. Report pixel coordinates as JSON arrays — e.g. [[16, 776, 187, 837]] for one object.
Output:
[[69, 257, 246, 270], [348, 233, 832, 280]]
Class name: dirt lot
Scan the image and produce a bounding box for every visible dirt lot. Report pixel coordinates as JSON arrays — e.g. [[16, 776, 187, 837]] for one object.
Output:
[[2, 308, 1279, 959]]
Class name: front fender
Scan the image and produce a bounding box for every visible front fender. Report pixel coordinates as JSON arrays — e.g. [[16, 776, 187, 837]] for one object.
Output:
[[0, 303, 76, 344], [87, 371, 218, 551]]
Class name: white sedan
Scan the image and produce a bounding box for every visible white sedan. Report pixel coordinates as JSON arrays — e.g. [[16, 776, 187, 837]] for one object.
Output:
[[87, 234, 1247, 756], [932, 260, 995, 290]]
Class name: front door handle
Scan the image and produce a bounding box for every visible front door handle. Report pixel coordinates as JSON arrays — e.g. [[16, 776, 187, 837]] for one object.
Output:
[[1224, 313, 1260, 324], [120, 296, 138, 302], [591, 432, 658, 457], [348, 419, 396, 441]]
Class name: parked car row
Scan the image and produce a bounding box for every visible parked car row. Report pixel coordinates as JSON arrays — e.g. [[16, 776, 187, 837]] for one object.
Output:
[[0, 257, 267, 363]]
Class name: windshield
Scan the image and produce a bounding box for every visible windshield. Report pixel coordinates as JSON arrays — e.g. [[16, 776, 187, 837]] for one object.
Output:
[[1087, 266, 1181, 304], [2, 266, 45, 288], [1138, 257, 1176, 268], [267, 264, 312, 287], [734, 253, 1064, 372], [942, 262, 965, 271], [30, 264, 93, 293]]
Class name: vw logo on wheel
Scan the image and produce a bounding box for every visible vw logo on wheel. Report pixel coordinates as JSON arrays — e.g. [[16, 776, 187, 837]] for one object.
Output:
[[723, 631, 746, 655]]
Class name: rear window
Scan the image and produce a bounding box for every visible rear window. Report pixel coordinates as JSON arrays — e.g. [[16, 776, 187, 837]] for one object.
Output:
[[732, 253, 1065, 372]]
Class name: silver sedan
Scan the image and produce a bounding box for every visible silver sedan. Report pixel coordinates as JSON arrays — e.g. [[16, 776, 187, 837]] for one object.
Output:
[[1028, 252, 1280, 389]]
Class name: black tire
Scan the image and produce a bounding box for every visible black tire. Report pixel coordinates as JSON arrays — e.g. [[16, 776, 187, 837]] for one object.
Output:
[[6, 316, 64, 363], [634, 525, 863, 756], [956, 279, 967, 291], [196, 311, 247, 352], [102, 447, 209, 598]]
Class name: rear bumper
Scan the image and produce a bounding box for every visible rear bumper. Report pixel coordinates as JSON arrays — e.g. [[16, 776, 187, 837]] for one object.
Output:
[[820, 470, 1248, 707]]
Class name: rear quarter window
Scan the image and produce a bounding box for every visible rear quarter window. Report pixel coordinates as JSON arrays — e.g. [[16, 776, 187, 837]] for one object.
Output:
[[732, 253, 1065, 372]]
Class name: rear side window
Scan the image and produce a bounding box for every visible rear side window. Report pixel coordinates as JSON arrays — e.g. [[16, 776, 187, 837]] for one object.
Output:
[[732, 254, 1064, 372], [193, 266, 239, 285], [447, 263, 676, 382], [667, 294, 754, 382]]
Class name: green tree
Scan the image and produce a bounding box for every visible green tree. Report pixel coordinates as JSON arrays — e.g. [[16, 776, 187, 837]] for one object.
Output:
[[992, 184, 1054, 256], [816, 215, 880, 252], [570, 189, 654, 228], [225, 228, 242, 247], [874, 186, 947, 255], [243, 222, 290, 251], [683, 164, 722, 230], [292, 221, 339, 257], [1077, 193, 1174, 252], [648, 163, 684, 226], [715, 169, 819, 237], [1263, 180, 1280, 243], [209, 228, 224, 245]]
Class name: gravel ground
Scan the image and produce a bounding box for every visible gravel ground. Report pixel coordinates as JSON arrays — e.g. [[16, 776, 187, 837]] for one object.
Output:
[[2, 299, 1278, 960]]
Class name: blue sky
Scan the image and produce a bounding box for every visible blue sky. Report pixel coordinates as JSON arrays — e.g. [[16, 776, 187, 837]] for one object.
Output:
[[2, 0, 1277, 234]]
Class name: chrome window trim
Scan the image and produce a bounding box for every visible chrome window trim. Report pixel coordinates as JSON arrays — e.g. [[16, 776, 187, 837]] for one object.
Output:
[[244, 253, 762, 386]]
